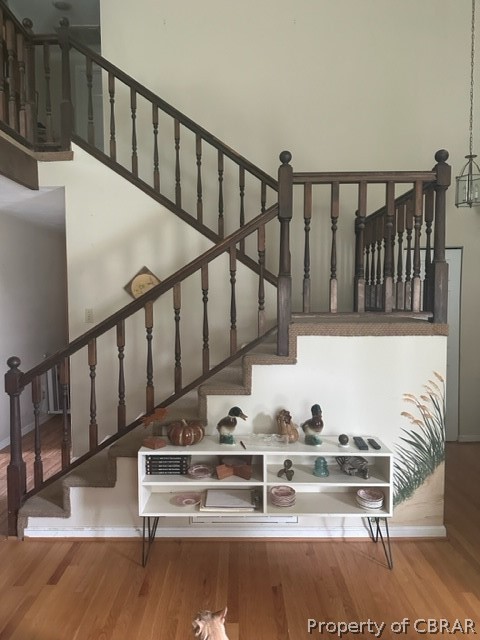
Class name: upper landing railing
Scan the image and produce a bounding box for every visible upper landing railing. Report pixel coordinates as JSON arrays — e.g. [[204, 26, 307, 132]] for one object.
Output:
[[275, 150, 451, 354]]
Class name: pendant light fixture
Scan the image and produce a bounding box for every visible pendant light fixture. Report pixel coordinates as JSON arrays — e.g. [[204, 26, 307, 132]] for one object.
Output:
[[456, 0, 480, 207]]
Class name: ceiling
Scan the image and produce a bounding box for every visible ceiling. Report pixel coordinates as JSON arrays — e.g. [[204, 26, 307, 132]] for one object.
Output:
[[0, 174, 66, 230], [7, 0, 100, 38]]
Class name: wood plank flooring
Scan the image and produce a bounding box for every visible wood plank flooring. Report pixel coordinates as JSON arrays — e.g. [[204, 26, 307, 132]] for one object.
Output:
[[1, 427, 479, 640]]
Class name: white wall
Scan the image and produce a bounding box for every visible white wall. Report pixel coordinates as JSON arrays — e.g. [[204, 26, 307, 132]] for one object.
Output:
[[0, 212, 68, 447], [98, 0, 480, 439]]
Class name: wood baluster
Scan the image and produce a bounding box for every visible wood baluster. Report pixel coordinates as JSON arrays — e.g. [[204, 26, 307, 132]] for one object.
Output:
[[395, 203, 406, 311], [6, 19, 18, 130], [229, 245, 237, 355], [368, 221, 376, 310], [404, 198, 414, 311], [22, 19, 36, 145], [375, 217, 384, 310], [218, 150, 224, 237], [173, 283, 182, 392], [174, 119, 181, 208], [86, 56, 95, 145], [108, 72, 116, 160], [258, 180, 267, 334], [201, 265, 210, 374], [58, 18, 73, 149], [383, 181, 395, 312], [145, 301, 154, 413], [391, 201, 397, 299], [412, 181, 423, 312], [365, 220, 372, 311], [239, 166, 245, 253], [5, 356, 26, 537], [16, 31, 26, 138], [354, 181, 367, 312], [42, 43, 53, 142], [117, 320, 126, 430], [261, 181, 267, 215], [302, 183, 312, 313], [0, 7, 5, 121], [257, 223, 266, 335], [31, 375, 43, 488], [59, 357, 70, 468], [130, 87, 138, 176], [196, 134, 203, 224], [88, 339, 98, 450], [152, 103, 159, 191], [423, 189, 435, 312], [329, 182, 339, 313]]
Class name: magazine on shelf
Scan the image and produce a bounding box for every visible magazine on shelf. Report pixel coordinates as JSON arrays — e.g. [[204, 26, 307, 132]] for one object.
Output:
[[199, 489, 256, 512]]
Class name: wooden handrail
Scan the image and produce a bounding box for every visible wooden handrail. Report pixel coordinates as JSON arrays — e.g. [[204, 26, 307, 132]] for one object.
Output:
[[365, 182, 436, 222], [64, 36, 277, 190], [293, 170, 436, 185]]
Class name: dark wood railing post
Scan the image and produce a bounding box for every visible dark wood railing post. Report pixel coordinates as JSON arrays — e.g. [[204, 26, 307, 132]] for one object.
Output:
[[21, 18, 36, 146], [432, 149, 451, 323], [383, 181, 395, 312], [277, 151, 293, 356], [58, 18, 73, 150], [5, 356, 26, 537], [354, 182, 367, 312]]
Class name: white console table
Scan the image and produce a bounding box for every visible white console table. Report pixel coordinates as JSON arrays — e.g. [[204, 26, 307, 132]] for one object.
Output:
[[138, 435, 393, 568]]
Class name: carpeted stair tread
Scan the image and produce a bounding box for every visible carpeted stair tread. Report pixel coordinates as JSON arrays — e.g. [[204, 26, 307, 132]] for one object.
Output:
[[64, 450, 114, 487], [19, 483, 68, 520]]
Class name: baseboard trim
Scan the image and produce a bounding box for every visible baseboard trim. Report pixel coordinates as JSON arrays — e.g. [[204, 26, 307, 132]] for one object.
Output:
[[23, 523, 447, 539], [457, 434, 480, 442]]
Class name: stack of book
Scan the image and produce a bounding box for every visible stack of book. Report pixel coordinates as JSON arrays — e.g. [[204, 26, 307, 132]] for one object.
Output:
[[145, 455, 191, 475], [199, 489, 258, 512]]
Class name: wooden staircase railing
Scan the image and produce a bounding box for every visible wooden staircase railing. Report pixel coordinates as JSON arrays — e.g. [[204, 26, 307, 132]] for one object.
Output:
[[5, 204, 279, 536], [275, 150, 451, 354], [0, 3, 278, 286], [1, 0, 451, 537]]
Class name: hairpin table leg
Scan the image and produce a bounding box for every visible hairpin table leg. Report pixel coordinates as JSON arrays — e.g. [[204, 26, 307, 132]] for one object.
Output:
[[367, 517, 393, 569], [142, 516, 160, 567]]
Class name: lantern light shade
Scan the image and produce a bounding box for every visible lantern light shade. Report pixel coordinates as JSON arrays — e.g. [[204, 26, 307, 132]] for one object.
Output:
[[455, 154, 480, 207]]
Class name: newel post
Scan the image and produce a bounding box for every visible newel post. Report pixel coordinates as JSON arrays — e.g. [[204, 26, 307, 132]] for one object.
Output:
[[277, 151, 293, 356], [432, 149, 451, 324], [5, 356, 26, 537], [58, 18, 73, 150]]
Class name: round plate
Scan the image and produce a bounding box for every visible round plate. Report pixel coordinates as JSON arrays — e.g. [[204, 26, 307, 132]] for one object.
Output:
[[170, 492, 202, 507], [356, 488, 384, 502], [270, 485, 296, 498], [187, 463, 214, 479]]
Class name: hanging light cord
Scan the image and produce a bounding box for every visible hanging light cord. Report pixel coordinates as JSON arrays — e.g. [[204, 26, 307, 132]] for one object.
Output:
[[469, 0, 476, 157]]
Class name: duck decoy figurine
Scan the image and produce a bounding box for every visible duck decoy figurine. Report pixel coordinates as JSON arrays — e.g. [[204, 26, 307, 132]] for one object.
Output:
[[301, 404, 324, 446], [217, 406, 247, 444]]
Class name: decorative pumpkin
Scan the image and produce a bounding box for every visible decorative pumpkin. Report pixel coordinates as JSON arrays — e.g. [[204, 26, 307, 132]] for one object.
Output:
[[168, 419, 205, 446]]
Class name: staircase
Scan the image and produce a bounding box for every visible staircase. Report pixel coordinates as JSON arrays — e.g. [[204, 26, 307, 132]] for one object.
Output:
[[1, 1, 451, 538]]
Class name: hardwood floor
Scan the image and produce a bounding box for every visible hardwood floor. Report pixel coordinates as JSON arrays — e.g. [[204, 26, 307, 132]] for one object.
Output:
[[0, 430, 479, 640]]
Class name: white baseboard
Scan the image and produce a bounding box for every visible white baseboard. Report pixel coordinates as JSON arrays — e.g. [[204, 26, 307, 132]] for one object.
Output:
[[23, 523, 447, 539], [457, 434, 480, 442]]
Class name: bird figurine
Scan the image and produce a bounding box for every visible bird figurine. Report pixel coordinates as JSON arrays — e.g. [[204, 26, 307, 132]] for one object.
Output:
[[216, 406, 247, 444], [301, 404, 324, 446]]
